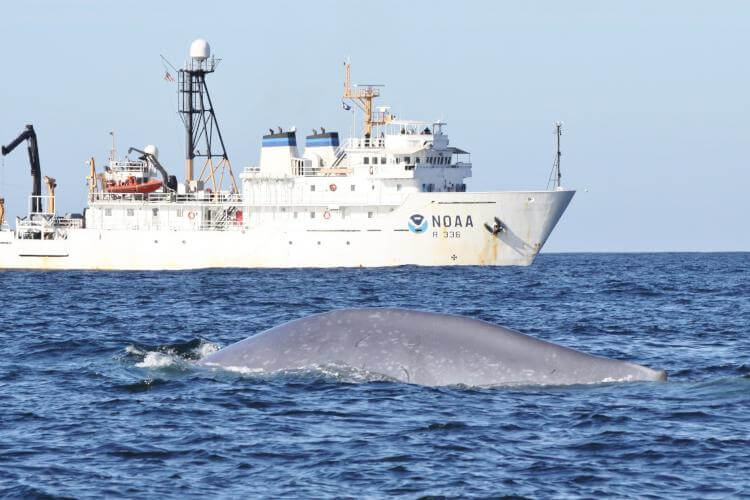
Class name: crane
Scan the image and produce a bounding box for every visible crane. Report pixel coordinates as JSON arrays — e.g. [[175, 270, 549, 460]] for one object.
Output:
[[1, 124, 43, 214], [127, 147, 177, 192], [43, 176, 57, 213]]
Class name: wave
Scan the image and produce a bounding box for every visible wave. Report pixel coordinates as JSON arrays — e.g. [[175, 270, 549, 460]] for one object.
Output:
[[123, 338, 220, 369]]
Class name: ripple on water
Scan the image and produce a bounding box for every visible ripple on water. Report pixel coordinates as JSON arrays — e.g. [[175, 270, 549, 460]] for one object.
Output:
[[0, 254, 749, 497]]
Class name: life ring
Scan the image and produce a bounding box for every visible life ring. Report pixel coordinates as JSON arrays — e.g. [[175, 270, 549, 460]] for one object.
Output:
[[187, 211, 196, 220], [329, 183, 337, 192], [323, 210, 331, 220]]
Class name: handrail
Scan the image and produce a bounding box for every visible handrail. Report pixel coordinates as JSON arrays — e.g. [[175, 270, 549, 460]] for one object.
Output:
[[88, 191, 242, 204], [343, 137, 386, 149]]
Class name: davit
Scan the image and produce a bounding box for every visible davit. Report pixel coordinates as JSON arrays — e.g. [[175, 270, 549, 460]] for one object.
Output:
[[197, 308, 667, 387]]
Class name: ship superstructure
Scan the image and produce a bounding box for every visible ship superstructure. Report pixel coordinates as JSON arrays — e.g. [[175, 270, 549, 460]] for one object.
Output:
[[0, 40, 574, 270]]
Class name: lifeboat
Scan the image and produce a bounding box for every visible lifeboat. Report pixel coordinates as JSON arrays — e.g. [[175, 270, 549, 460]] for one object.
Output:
[[106, 177, 163, 194]]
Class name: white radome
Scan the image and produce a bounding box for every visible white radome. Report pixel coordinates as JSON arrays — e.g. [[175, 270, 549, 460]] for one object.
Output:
[[189, 39, 210, 61], [144, 144, 159, 159]]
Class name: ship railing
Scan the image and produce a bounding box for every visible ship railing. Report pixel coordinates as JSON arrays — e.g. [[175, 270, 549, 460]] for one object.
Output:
[[15, 215, 83, 230], [293, 162, 321, 177], [343, 137, 386, 149], [198, 219, 244, 231], [15, 216, 54, 239], [89, 191, 242, 204], [16, 217, 51, 228], [27, 195, 56, 216], [55, 217, 84, 229], [171, 192, 241, 203]]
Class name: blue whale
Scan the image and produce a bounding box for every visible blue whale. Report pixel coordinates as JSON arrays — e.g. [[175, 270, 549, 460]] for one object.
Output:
[[198, 308, 667, 386]]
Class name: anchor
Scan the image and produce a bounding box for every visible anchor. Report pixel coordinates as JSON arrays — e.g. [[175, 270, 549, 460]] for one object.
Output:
[[484, 217, 505, 236]]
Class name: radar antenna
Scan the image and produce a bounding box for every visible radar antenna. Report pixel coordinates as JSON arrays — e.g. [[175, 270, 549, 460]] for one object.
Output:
[[343, 61, 394, 137], [178, 39, 238, 193]]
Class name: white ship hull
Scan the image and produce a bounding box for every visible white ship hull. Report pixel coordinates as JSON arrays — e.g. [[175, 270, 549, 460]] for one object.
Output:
[[0, 190, 573, 270]]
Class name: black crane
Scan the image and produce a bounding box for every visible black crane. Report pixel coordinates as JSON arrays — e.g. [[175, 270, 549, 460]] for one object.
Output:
[[2, 124, 43, 213], [127, 147, 178, 192]]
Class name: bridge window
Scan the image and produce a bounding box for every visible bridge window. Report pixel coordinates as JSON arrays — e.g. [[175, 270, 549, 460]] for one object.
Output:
[[397, 184, 402, 191], [416, 157, 420, 164], [404, 156, 411, 164], [372, 157, 378, 164], [350, 184, 356, 191], [152, 208, 159, 216], [380, 157, 386, 164], [363, 157, 370, 165], [310, 185, 315, 192], [310, 211, 315, 218], [368, 211, 373, 218]]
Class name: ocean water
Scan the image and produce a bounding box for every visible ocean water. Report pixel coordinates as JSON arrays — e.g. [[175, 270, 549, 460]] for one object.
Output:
[[1, 253, 748, 498]]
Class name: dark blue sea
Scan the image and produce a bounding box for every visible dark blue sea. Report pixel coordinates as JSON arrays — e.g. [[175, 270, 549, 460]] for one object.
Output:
[[1, 253, 749, 498]]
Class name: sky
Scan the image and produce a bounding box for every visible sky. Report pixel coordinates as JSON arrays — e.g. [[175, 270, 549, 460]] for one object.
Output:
[[1, 1, 748, 252]]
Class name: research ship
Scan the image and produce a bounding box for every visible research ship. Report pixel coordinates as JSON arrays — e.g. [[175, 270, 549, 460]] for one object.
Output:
[[0, 40, 574, 271]]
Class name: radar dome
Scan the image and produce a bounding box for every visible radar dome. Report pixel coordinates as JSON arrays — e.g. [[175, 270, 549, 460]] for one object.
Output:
[[144, 144, 159, 159], [190, 39, 210, 61]]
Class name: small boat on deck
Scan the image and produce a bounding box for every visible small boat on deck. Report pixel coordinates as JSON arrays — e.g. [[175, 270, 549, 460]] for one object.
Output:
[[106, 177, 163, 194]]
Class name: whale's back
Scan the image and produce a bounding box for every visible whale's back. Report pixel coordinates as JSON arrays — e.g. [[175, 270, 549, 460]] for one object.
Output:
[[198, 308, 667, 386]]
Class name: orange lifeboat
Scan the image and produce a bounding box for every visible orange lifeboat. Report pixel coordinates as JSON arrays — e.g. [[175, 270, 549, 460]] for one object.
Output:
[[106, 177, 163, 194]]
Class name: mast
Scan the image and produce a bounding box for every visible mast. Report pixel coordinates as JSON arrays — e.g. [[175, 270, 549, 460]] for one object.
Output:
[[177, 39, 237, 192], [342, 62, 393, 137], [554, 122, 562, 189]]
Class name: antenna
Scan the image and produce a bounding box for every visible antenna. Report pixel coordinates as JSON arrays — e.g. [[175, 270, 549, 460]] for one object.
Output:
[[343, 61, 394, 137], [547, 122, 563, 190], [555, 121, 562, 189], [109, 131, 116, 161], [178, 39, 237, 193]]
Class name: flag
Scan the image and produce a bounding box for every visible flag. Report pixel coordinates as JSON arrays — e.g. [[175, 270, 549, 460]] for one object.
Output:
[[342, 101, 351, 111], [164, 70, 175, 82]]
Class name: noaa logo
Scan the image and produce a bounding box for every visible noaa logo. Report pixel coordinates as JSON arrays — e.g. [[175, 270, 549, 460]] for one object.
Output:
[[408, 214, 428, 234]]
